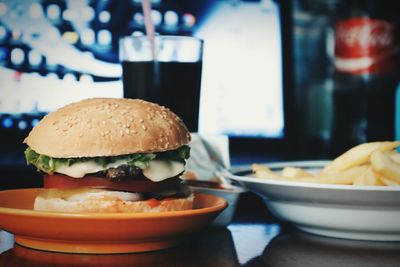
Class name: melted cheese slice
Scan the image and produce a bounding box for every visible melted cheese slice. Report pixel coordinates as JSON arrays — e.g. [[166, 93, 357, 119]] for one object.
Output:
[[56, 159, 128, 178], [142, 160, 185, 182], [55, 159, 185, 182]]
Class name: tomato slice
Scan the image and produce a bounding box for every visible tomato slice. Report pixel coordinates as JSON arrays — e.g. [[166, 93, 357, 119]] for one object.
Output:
[[43, 174, 179, 193]]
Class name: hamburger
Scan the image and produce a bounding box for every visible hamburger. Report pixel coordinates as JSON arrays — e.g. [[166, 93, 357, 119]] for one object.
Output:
[[24, 98, 193, 213]]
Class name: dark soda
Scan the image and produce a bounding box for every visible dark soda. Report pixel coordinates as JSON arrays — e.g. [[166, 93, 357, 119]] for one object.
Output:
[[332, 74, 397, 155], [122, 61, 202, 131], [330, 0, 399, 156]]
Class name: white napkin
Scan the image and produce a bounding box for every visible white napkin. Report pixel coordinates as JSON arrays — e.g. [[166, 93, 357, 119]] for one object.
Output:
[[183, 133, 230, 183]]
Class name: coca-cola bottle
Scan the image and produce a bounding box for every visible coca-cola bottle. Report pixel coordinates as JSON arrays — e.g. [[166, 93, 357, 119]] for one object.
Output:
[[331, 0, 400, 155]]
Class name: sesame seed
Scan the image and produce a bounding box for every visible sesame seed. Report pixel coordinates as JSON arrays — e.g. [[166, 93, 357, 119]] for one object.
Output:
[[142, 125, 147, 131]]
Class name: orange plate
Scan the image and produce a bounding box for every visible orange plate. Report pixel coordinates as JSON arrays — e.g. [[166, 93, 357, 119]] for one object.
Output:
[[0, 189, 227, 254]]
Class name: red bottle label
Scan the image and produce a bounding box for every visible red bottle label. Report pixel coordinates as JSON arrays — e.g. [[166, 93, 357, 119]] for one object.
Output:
[[334, 17, 396, 74]]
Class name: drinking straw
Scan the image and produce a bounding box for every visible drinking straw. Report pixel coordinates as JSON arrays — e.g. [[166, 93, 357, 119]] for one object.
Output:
[[141, 0, 156, 60]]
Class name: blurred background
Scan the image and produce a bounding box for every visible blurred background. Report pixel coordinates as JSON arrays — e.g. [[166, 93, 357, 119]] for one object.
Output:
[[0, 0, 399, 188]]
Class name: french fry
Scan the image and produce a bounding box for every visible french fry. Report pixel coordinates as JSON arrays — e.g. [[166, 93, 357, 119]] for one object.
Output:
[[282, 167, 313, 178], [297, 166, 368, 184], [388, 150, 400, 164], [252, 164, 285, 180], [253, 164, 368, 185], [352, 175, 365, 185], [370, 150, 400, 183], [296, 175, 353, 184], [364, 169, 384, 186], [379, 176, 400, 186], [323, 141, 400, 173], [353, 167, 382, 186]]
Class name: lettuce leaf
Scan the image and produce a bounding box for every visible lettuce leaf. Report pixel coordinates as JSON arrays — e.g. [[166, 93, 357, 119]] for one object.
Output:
[[25, 145, 190, 174]]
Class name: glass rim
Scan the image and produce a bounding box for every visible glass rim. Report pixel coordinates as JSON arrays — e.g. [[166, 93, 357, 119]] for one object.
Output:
[[119, 34, 204, 44]]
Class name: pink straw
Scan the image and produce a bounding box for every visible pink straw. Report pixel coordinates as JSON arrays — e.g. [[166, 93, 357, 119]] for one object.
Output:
[[141, 0, 156, 60]]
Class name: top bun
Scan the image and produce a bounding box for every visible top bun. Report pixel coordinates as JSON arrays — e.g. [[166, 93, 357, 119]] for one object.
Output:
[[24, 98, 191, 158]]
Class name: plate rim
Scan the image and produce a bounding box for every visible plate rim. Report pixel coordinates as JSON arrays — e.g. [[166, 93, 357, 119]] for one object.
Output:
[[0, 189, 228, 219]]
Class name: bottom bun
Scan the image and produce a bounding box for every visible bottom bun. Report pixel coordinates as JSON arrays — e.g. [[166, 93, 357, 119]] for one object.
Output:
[[34, 188, 194, 213]]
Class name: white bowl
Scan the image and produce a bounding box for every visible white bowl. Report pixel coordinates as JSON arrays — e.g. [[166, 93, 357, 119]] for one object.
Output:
[[189, 184, 244, 227], [224, 160, 400, 241]]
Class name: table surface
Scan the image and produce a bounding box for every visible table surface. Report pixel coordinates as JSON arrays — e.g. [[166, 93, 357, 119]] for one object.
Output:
[[1, 193, 400, 267]]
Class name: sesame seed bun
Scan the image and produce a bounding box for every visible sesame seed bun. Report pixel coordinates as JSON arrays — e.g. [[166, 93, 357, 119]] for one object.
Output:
[[24, 98, 191, 158]]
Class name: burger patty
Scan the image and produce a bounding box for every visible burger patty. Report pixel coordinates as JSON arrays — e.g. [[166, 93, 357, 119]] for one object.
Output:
[[142, 181, 192, 200], [101, 165, 143, 180], [91, 165, 147, 181], [92, 164, 185, 182], [97, 168, 192, 199]]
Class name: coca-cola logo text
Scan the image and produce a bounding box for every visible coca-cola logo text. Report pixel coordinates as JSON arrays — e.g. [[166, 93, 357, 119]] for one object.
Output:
[[334, 17, 397, 74], [335, 19, 394, 49]]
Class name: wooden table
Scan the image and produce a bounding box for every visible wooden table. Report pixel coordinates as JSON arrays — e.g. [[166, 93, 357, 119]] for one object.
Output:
[[1, 193, 399, 267]]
